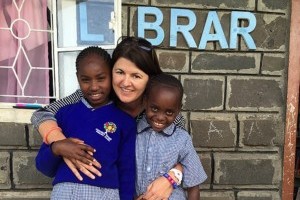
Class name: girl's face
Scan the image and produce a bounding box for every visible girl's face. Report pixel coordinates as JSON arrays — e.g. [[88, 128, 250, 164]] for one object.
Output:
[[112, 57, 149, 104], [77, 54, 111, 108]]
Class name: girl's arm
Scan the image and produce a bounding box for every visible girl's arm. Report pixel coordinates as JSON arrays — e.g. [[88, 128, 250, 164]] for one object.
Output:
[[31, 90, 101, 180]]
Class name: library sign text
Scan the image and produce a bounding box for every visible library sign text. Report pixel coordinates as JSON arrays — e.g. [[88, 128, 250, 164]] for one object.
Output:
[[138, 6, 257, 50]]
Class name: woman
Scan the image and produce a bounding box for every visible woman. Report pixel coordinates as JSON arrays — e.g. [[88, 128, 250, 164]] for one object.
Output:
[[31, 36, 185, 200]]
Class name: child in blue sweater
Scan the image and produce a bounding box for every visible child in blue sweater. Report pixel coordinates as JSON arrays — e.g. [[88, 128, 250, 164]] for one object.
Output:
[[35, 46, 136, 200]]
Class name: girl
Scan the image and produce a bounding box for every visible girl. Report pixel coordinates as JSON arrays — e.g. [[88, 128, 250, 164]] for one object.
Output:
[[36, 46, 136, 200]]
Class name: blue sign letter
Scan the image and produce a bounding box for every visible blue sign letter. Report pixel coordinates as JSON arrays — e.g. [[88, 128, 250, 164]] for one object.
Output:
[[230, 11, 256, 49], [199, 11, 228, 49], [170, 8, 197, 48], [138, 6, 164, 45]]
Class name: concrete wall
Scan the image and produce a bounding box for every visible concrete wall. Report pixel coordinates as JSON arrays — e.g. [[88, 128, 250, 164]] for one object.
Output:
[[0, 0, 290, 199]]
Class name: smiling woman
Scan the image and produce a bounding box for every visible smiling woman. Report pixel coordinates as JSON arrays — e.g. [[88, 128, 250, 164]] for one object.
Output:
[[31, 36, 186, 200], [112, 57, 149, 109]]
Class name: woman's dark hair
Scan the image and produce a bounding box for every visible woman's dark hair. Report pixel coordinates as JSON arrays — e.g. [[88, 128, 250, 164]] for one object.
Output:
[[145, 73, 183, 104], [112, 36, 163, 77], [76, 46, 111, 71]]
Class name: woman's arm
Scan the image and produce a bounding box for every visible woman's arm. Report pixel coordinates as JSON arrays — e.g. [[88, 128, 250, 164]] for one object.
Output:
[[31, 89, 83, 130]]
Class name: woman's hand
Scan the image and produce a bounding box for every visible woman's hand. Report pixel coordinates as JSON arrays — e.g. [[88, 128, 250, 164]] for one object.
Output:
[[63, 158, 101, 181], [138, 175, 173, 200]]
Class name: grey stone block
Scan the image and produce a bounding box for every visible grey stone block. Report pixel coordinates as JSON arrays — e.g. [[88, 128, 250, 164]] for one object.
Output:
[[237, 190, 280, 200], [261, 53, 285, 75], [200, 153, 212, 185], [239, 114, 284, 147], [226, 76, 283, 111], [0, 191, 51, 200], [257, 0, 288, 13], [192, 52, 260, 74], [201, 191, 235, 200], [214, 153, 281, 186], [13, 151, 52, 189], [190, 113, 237, 148], [0, 123, 26, 147], [28, 124, 43, 148], [157, 50, 189, 72], [182, 76, 225, 110], [0, 152, 11, 189]]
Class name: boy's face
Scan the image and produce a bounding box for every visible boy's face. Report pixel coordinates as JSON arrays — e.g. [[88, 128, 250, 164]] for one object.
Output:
[[77, 54, 111, 108], [145, 85, 181, 132]]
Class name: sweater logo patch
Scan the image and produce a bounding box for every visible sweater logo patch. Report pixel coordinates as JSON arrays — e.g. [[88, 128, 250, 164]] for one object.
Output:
[[95, 122, 117, 142], [104, 122, 117, 133]]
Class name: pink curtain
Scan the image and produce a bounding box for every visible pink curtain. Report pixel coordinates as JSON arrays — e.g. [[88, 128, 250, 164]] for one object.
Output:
[[0, 0, 49, 104]]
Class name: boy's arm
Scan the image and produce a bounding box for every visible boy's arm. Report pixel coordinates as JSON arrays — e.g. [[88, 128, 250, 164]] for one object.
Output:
[[118, 119, 137, 200], [187, 185, 200, 200]]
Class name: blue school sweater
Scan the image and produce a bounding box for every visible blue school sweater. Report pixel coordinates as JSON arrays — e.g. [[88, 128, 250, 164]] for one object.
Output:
[[35, 100, 136, 200]]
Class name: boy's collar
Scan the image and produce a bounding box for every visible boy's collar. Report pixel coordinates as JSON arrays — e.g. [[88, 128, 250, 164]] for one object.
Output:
[[137, 115, 176, 136]]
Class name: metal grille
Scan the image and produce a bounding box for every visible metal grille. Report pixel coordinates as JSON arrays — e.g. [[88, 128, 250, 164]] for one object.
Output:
[[0, 0, 54, 104]]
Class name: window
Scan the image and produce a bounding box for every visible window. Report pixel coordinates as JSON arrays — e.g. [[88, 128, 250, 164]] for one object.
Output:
[[0, 0, 121, 106]]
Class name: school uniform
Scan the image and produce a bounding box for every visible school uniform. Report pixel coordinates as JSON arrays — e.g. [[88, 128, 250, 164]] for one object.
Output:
[[36, 98, 136, 200], [135, 115, 207, 199]]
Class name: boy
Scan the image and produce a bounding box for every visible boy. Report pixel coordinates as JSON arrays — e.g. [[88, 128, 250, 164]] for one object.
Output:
[[135, 73, 207, 200], [35, 46, 136, 200]]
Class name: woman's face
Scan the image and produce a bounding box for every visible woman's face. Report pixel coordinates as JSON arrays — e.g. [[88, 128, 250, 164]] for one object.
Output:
[[112, 57, 149, 104]]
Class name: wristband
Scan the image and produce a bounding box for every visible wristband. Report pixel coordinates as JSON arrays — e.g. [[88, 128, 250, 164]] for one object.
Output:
[[170, 168, 183, 185], [163, 173, 178, 189], [43, 127, 62, 145]]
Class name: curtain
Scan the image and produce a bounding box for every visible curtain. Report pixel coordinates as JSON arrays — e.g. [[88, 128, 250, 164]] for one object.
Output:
[[0, 0, 49, 104]]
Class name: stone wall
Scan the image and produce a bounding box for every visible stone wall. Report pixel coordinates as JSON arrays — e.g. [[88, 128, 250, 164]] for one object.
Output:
[[0, 0, 290, 199]]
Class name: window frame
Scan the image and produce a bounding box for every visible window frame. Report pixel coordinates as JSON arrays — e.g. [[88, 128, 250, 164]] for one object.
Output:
[[52, 0, 122, 99]]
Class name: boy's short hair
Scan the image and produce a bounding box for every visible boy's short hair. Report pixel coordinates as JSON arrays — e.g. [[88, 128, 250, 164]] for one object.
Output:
[[145, 73, 183, 103]]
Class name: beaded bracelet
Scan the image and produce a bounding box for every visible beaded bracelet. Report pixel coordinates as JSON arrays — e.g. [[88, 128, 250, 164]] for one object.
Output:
[[163, 173, 178, 189], [43, 127, 62, 145]]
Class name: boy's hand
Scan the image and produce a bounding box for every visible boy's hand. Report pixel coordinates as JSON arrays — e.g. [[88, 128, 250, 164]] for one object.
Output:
[[187, 185, 200, 200]]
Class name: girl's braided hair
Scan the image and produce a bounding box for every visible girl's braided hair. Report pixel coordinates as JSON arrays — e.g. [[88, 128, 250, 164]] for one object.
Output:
[[76, 46, 111, 71]]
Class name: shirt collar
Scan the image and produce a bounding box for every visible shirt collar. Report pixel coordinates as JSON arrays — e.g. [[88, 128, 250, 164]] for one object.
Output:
[[137, 115, 176, 136], [81, 98, 113, 110]]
